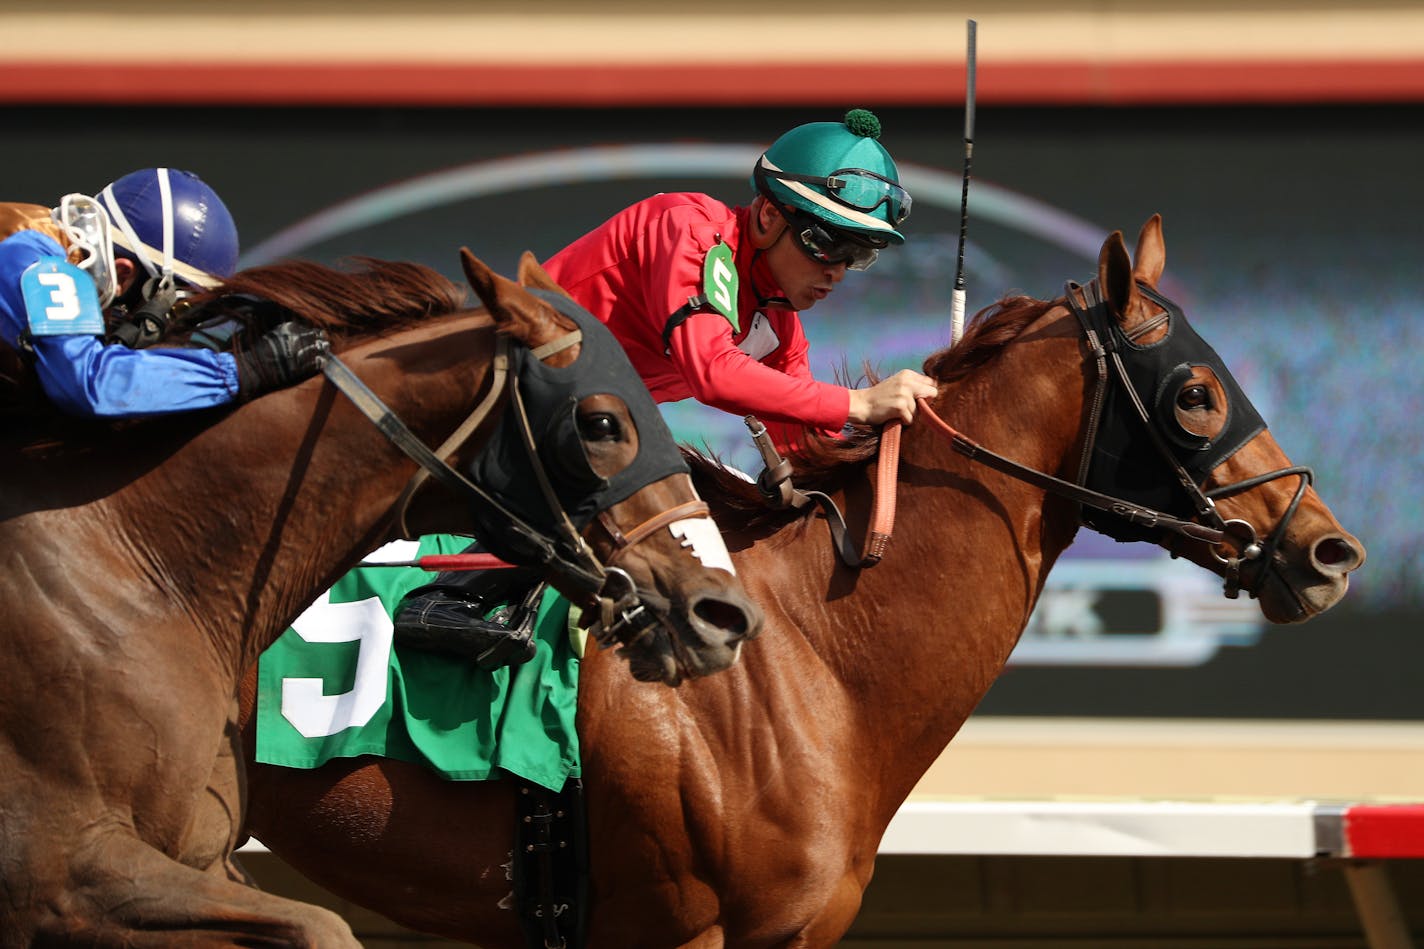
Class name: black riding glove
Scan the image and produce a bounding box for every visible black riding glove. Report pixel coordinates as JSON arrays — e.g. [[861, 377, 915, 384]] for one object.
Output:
[[235, 322, 330, 401]]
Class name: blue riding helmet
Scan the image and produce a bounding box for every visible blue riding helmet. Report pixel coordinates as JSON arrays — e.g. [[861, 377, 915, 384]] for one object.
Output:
[[97, 168, 239, 291]]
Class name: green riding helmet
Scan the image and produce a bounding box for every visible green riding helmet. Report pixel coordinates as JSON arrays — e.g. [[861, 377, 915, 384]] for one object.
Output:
[[753, 108, 912, 245]]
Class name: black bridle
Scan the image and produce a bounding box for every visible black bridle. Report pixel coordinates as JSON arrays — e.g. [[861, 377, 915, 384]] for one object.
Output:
[[1062, 279, 1313, 599], [321, 291, 696, 645], [913, 280, 1312, 601], [754, 278, 1313, 602]]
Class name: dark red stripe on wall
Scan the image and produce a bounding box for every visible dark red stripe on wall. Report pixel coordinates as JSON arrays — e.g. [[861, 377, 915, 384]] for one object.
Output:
[[3, 59, 1424, 106]]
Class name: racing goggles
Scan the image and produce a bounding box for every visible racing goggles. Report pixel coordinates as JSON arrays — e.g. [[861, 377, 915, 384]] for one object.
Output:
[[769, 166, 912, 226], [789, 214, 884, 271], [52, 194, 119, 307]]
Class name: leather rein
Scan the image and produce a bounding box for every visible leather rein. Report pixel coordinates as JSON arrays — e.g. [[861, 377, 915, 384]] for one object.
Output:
[[754, 284, 1312, 599], [320, 319, 706, 647]]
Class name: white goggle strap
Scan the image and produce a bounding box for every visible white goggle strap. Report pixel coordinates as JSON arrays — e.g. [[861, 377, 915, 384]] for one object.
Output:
[[99, 169, 178, 294], [99, 182, 154, 277], [757, 155, 896, 236]]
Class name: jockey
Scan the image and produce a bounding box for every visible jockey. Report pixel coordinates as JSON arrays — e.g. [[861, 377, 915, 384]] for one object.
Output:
[[393, 110, 937, 668], [0, 167, 327, 417], [544, 107, 937, 450]]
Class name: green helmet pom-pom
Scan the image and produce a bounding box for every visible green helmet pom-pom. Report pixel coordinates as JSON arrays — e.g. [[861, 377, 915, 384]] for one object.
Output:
[[843, 108, 882, 140]]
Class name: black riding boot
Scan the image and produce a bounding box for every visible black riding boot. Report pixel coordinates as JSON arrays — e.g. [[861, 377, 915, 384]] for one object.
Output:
[[393, 566, 543, 670]]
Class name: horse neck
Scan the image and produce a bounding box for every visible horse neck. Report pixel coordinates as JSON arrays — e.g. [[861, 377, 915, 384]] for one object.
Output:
[[762, 303, 1090, 807], [135, 313, 495, 677]]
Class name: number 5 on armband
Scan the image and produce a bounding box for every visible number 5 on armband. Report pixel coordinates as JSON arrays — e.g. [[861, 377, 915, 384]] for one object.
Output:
[[21, 257, 106, 337]]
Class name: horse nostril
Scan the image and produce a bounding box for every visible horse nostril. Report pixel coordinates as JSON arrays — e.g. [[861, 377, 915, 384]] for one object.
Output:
[[692, 596, 755, 640], [1313, 535, 1363, 573]]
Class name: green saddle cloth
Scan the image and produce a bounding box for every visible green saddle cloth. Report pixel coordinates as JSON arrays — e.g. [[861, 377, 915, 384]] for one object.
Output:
[[255, 534, 581, 792]]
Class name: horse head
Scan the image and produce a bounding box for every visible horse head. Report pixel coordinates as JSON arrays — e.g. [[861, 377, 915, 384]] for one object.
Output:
[[456, 249, 762, 684], [1072, 215, 1364, 622]]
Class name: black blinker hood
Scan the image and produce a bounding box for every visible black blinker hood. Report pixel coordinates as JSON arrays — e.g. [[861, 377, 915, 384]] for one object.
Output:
[[465, 289, 688, 557], [1082, 283, 1265, 536]]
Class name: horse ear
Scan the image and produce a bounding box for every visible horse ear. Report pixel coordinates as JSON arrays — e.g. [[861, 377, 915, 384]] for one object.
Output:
[[516, 251, 570, 297], [1132, 214, 1166, 289], [460, 247, 500, 313], [1097, 229, 1138, 320], [460, 247, 570, 347]]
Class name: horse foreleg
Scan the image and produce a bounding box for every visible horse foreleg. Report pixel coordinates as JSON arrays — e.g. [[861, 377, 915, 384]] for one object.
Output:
[[42, 833, 359, 948]]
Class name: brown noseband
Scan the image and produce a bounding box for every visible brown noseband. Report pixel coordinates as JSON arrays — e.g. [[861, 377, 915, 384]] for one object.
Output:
[[597, 499, 712, 567]]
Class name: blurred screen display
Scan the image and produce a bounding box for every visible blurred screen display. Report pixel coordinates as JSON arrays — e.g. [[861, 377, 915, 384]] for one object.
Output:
[[6, 104, 1416, 717]]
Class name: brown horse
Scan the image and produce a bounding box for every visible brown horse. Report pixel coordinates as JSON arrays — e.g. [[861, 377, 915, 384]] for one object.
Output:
[[0, 251, 758, 947], [237, 217, 1365, 947]]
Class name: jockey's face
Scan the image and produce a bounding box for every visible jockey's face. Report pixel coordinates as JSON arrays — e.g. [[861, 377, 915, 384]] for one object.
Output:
[[757, 203, 848, 311]]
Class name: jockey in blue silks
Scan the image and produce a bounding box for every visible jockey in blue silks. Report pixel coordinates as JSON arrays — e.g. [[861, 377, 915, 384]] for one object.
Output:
[[0, 167, 326, 417]]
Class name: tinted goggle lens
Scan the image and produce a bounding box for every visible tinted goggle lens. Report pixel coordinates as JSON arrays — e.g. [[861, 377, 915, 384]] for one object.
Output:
[[827, 171, 912, 226], [795, 224, 880, 272]]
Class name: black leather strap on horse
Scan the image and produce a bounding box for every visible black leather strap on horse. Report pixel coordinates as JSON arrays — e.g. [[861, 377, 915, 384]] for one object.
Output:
[[392, 328, 584, 537], [744, 415, 810, 511], [513, 778, 588, 949], [505, 336, 604, 582], [320, 351, 592, 582], [912, 396, 1225, 544]]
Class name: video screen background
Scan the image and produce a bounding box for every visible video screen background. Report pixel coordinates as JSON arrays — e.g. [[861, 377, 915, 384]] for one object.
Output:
[[5, 103, 1417, 718]]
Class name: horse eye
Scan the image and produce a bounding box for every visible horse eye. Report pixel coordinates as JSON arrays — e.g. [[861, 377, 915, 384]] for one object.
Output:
[[1177, 385, 1212, 410], [577, 413, 621, 441]]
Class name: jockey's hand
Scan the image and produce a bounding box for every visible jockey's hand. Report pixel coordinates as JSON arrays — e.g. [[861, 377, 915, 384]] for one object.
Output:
[[236, 322, 330, 401], [846, 369, 938, 425]]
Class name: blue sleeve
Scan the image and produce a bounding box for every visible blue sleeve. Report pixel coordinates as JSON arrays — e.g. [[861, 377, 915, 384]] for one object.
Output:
[[0, 230, 240, 418], [0, 230, 67, 348]]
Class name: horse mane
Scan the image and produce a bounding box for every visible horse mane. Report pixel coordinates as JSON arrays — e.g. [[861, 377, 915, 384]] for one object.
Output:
[[687, 292, 1058, 529], [923, 293, 1058, 384], [180, 257, 472, 346], [2, 257, 473, 453]]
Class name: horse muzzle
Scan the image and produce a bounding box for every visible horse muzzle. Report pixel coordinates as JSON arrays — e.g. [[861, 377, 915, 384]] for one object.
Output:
[[588, 568, 762, 686]]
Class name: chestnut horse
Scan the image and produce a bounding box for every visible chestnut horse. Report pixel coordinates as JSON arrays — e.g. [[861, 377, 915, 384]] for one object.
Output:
[[238, 217, 1364, 948], [0, 251, 758, 947]]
